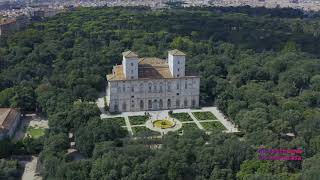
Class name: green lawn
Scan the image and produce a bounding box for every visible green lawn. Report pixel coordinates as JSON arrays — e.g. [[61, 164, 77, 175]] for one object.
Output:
[[103, 117, 126, 126], [201, 121, 226, 132], [132, 126, 160, 136], [129, 115, 149, 125], [170, 113, 193, 122], [192, 111, 217, 120], [26, 127, 45, 139]]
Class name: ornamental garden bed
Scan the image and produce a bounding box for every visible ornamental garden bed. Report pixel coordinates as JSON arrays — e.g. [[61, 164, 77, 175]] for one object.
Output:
[[181, 122, 199, 130], [178, 123, 199, 134], [192, 111, 217, 120], [170, 112, 193, 122], [132, 126, 160, 136], [201, 121, 226, 132], [103, 117, 126, 126], [129, 115, 149, 125]]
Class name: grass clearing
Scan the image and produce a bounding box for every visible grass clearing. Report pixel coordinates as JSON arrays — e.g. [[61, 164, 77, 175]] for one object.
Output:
[[170, 113, 193, 122], [129, 115, 149, 125], [26, 127, 45, 138], [192, 111, 217, 120]]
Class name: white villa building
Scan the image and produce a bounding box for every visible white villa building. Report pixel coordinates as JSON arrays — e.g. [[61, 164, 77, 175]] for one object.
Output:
[[106, 49, 200, 112]]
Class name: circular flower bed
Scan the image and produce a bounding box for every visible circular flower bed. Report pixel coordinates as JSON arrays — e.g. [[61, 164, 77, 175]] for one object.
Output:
[[153, 119, 175, 129]]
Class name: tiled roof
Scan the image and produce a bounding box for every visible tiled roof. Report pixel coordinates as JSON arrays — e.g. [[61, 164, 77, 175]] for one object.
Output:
[[168, 49, 186, 56], [107, 57, 197, 81], [122, 50, 138, 58], [0, 108, 20, 133], [0, 18, 16, 26]]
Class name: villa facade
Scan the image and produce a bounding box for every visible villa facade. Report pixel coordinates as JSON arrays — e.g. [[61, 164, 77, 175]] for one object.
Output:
[[106, 49, 200, 112]]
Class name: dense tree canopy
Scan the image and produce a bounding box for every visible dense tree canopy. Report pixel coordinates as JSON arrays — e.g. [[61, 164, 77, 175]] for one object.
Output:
[[0, 6, 319, 179]]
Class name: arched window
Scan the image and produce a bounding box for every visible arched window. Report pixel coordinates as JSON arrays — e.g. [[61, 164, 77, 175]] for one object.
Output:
[[184, 98, 188, 107], [131, 100, 135, 108], [159, 99, 163, 108], [114, 100, 119, 112], [168, 82, 171, 92], [153, 84, 157, 93], [140, 100, 144, 110], [122, 102, 127, 111], [139, 83, 144, 93], [159, 82, 163, 93], [148, 83, 152, 93], [131, 86, 134, 92], [176, 99, 180, 107], [176, 82, 179, 90], [185, 80, 187, 89], [167, 99, 171, 108], [148, 100, 152, 109], [192, 99, 196, 107], [122, 85, 126, 92]]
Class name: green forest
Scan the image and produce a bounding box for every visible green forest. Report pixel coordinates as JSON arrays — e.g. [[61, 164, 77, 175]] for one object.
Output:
[[0, 6, 320, 180]]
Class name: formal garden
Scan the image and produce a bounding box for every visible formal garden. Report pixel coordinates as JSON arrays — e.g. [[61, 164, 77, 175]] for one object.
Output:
[[129, 115, 149, 125], [103, 117, 126, 126], [102, 110, 228, 136], [192, 111, 217, 120], [131, 126, 160, 137], [170, 112, 194, 122], [201, 121, 226, 132]]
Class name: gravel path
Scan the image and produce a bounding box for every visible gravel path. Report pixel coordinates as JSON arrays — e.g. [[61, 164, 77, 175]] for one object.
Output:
[[21, 156, 41, 180]]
